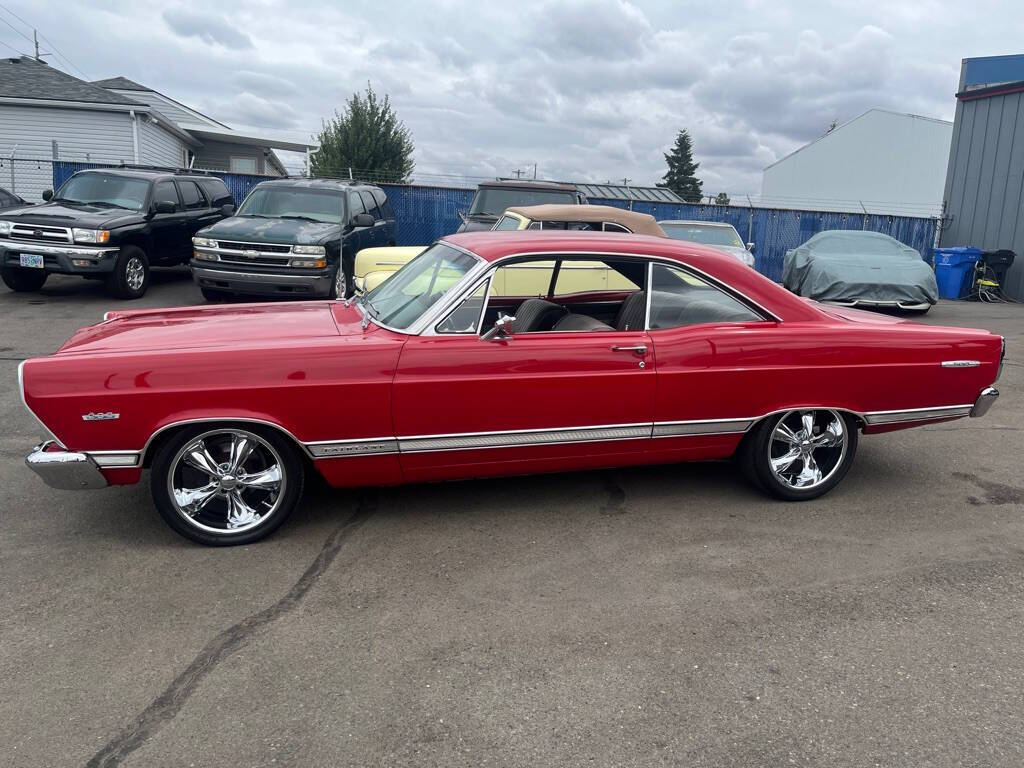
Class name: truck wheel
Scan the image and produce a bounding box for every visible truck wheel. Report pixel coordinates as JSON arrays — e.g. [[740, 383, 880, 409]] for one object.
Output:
[[1, 266, 48, 292], [106, 246, 150, 299], [150, 424, 305, 546], [741, 409, 858, 501], [329, 264, 346, 299]]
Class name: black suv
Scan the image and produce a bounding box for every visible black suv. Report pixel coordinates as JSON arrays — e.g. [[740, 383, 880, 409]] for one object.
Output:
[[0, 168, 234, 299], [191, 178, 396, 300], [458, 179, 586, 232]]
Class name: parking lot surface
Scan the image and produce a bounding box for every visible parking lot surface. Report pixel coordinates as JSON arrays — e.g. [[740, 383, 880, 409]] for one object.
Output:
[[2, 271, 1023, 767]]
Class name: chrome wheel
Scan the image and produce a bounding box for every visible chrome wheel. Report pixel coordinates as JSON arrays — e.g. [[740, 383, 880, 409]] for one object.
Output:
[[125, 256, 145, 291], [767, 409, 848, 490], [167, 429, 286, 535], [333, 266, 346, 299]]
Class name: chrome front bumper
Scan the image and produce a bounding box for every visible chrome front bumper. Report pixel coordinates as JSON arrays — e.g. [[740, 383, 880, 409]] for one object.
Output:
[[970, 387, 999, 418], [25, 441, 108, 490], [0, 239, 120, 258]]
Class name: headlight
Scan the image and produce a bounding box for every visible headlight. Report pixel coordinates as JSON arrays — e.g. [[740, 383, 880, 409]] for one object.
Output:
[[0, 221, 11, 237], [72, 228, 110, 244], [193, 237, 218, 248], [291, 245, 326, 255], [289, 258, 327, 268], [194, 252, 220, 262]]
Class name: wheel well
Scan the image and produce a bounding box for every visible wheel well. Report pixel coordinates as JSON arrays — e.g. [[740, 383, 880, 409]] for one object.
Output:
[[743, 408, 865, 443], [142, 420, 310, 467]]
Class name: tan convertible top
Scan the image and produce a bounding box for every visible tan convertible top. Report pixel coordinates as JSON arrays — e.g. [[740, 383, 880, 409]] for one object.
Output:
[[504, 204, 666, 237]]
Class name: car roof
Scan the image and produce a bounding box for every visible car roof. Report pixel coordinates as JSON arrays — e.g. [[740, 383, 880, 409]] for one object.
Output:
[[505, 204, 666, 237], [74, 168, 222, 182], [658, 220, 738, 229], [440, 231, 823, 321], [253, 178, 378, 192], [478, 179, 578, 191]]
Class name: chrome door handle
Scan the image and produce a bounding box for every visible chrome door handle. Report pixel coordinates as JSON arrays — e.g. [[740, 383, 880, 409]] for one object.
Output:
[[611, 345, 647, 356]]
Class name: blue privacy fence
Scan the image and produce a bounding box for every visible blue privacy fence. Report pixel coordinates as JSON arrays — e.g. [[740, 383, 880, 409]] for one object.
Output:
[[53, 162, 937, 282]]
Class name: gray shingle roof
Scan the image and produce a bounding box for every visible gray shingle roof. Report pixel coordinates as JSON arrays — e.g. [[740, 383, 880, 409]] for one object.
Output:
[[0, 56, 143, 106], [91, 76, 150, 92]]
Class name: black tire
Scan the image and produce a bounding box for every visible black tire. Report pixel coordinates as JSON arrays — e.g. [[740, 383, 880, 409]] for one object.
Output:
[[1, 266, 47, 292], [741, 409, 858, 501], [105, 246, 150, 299], [150, 424, 305, 546], [201, 287, 229, 302], [329, 262, 347, 299]]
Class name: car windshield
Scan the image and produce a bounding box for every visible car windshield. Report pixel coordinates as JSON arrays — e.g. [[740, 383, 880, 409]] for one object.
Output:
[[468, 187, 576, 216], [662, 223, 744, 248], [363, 243, 479, 330], [55, 173, 150, 210], [237, 187, 344, 224]]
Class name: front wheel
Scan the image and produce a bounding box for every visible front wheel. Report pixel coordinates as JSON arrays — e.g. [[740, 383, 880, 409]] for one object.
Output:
[[741, 409, 858, 500], [150, 425, 305, 546], [1, 266, 48, 292], [328, 263, 346, 299], [106, 246, 150, 299]]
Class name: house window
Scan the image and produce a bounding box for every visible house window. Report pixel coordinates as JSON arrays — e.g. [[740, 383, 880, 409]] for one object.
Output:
[[229, 156, 258, 174]]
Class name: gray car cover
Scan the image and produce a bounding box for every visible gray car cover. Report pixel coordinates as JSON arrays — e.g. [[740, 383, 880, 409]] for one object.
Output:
[[783, 230, 938, 305]]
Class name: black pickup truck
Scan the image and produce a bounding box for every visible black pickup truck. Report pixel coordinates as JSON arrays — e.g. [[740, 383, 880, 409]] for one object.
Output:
[[0, 168, 234, 299]]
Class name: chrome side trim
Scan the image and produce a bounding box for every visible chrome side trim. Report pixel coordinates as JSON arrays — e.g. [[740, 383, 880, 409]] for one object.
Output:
[[941, 360, 981, 368], [863, 404, 973, 425], [652, 418, 754, 437], [400, 424, 651, 453], [306, 438, 399, 457]]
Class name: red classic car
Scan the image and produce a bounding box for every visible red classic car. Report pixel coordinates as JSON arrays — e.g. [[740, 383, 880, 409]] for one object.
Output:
[[21, 231, 1004, 545]]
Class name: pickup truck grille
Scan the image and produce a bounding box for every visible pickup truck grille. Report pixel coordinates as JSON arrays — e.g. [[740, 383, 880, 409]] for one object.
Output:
[[216, 241, 292, 254], [10, 223, 72, 243], [219, 255, 292, 267]]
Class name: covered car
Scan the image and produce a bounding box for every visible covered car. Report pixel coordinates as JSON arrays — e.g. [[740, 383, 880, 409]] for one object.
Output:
[[783, 230, 938, 311]]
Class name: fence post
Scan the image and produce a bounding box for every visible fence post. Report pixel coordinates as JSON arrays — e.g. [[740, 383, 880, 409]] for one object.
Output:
[[745, 195, 754, 244], [859, 201, 869, 230]]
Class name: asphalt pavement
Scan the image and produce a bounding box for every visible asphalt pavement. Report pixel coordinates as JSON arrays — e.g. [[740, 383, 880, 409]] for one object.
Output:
[[2, 269, 1023, 767]]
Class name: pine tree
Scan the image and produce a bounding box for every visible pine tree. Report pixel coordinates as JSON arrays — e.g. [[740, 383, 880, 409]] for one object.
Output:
[[660, 130, 703, 202], [311, 83, 415, 183]]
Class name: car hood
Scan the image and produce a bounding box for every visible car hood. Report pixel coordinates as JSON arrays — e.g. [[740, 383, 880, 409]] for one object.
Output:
[[56, 301, 374, 355], [0, 202, 133, 229], [200, 216, 340, 245]]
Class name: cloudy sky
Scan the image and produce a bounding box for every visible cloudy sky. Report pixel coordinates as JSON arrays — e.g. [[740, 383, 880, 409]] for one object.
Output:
[[2, 0, 1022, 195]]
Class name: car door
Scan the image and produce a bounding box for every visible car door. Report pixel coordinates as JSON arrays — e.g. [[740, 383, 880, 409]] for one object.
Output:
[[360, 191, 385, 248], [391, 256, 656, 482], [148, 180, 186, 262], [176, 179, 221, 256]]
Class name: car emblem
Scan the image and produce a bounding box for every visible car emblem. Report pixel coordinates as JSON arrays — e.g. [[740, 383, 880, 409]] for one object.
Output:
[[242, 250, 260, 258], [33, 229, 43, 238], [82, 411, 120, 421]]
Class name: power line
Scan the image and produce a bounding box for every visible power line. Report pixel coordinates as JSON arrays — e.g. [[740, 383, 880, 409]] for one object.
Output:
[[0, 3, 88, 78], [0, 35, 26, 57], [0, 13, 31, 45]]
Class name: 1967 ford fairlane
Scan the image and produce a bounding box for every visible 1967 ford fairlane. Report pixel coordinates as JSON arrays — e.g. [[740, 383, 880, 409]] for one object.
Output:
[[21, 231, 1004, 546]]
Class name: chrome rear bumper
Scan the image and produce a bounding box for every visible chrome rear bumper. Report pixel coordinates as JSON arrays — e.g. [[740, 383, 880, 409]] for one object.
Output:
[[26, 441, 108, 490], [970, 387, 999, 418]]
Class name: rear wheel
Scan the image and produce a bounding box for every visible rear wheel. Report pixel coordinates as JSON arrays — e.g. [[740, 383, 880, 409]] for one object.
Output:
[[150, 425, 305, 546], [1, 266, 47, 292], [742, 409, 858, 500], [106, 246, 149, 299]]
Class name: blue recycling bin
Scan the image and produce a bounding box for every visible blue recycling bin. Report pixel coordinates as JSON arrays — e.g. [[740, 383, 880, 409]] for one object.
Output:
[[933, 247, 982, 299]]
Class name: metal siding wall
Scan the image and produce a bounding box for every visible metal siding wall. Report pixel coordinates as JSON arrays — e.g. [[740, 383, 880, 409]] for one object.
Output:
[[49, 161, 936, 284], [941, 91, 1024, 299]]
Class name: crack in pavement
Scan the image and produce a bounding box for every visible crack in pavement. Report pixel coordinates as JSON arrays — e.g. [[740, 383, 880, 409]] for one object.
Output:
[[85, 494, 377, 767]]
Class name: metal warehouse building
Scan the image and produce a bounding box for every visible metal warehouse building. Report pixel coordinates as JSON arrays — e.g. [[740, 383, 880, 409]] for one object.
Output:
[[760, 109, 951, 215], [940, 54, 1024, 299]]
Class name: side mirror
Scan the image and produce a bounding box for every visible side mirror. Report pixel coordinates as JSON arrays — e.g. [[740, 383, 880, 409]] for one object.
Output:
[[746, 242, 755, 252], [152, 200, 177, 215], [352, 212, 375, 228], [481, 314, 516, 342], [220, 203, 236, 217], [42, 189, 53, 202]]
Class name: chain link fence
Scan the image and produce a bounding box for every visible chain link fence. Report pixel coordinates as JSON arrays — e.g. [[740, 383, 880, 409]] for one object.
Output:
[[27, 158, 939, 283]]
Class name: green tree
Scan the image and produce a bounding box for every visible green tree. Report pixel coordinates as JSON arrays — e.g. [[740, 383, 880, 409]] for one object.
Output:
[[714, 192, 730, 205], [659, 129, 703, 202], [311, 83, 415, 183]]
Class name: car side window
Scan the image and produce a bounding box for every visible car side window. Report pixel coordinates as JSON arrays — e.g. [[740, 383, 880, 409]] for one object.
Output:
[[490, 260, 556, 298], [349, 192, 365, 217], [603, 222, 631, 233], [200, 179, 232, 207], [554, 259, 639, 296], [178, 180, 205, 210], [360, 191, 380, 219], [436, 280, 489, 334], [376, 191, 394, 219], [153, 181, 179, 209], [648, 264, 762, 329]]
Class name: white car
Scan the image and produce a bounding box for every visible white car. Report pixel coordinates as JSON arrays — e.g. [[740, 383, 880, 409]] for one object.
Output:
[[659, 220, 755, 268]]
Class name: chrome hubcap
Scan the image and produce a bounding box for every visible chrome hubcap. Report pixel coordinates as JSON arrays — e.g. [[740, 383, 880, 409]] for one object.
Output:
[[125, 257, 145, 291], [334, 267, 346, 298], [168, 429, 285, 535], [768, 409, 847, 490]]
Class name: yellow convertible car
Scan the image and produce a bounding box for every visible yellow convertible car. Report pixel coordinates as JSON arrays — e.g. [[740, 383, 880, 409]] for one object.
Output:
[[352, 204, 666, 294]]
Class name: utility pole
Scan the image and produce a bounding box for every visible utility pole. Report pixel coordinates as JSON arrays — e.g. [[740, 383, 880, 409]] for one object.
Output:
[[622, 178, 633, 210], [512, 168, 524, 179], [531, 163, 537, 180]]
